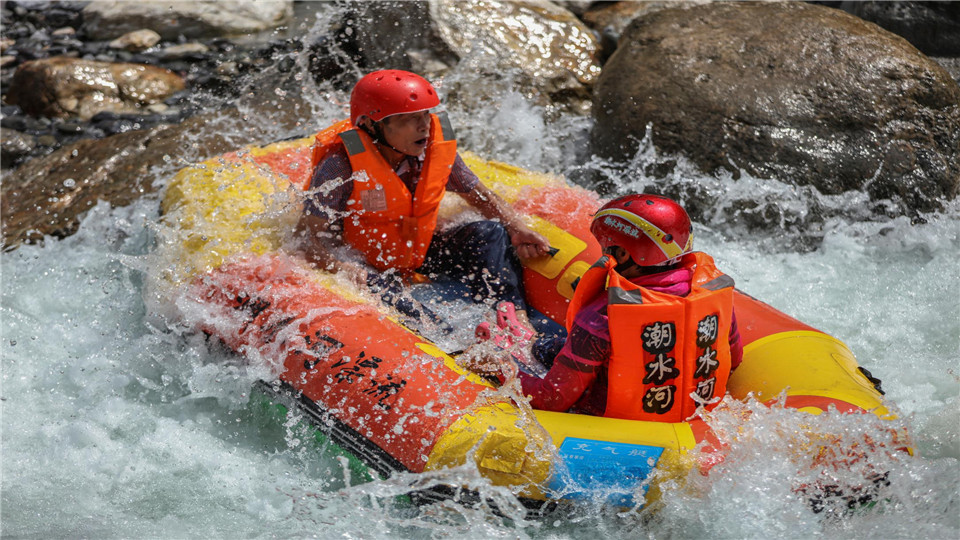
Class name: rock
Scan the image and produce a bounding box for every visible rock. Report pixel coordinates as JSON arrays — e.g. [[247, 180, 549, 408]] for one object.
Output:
[[6, 56, 186, 120], [1, 85, 316, 251], [346, 0, 602, 114], [934, 57, 960, 83], [35, 134, 58, 147], [1, 56, 16, 68], [82, 0, 294, 41], [1, 37, 15, 53], [0, 128, 36, 166], [157, 42, 210, 61], [51, 26, 76, 37], [55, 120, 85, 134], [592, 1, 960, 216], [839, 1, 960, 57], [108, 29, 162, 51], [552, 1, 594, 17], [582, 1, 702, 40], [580, 1, 707, 62]]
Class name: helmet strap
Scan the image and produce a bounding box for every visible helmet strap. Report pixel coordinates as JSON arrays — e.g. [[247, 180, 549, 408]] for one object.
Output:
[[365, 119, 407, 157], [614, 258, 639, 275]]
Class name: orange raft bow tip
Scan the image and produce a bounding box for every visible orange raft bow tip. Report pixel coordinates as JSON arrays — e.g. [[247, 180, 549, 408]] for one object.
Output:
[[158, 135, 903, 509]]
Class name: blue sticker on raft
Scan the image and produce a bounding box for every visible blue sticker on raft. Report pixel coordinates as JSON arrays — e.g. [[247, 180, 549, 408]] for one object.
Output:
[[549, 437, 664, 508]]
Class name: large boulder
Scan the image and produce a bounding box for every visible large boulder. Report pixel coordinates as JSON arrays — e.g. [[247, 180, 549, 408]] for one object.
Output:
[[343, 0, 602, 114], [6, 57, 185, 120], [839, 1, 960, 57], [582, 1, 704, 41], [1, 83, 315, 251], [82, 0, 293, 41], [592, 1, 960, 215]]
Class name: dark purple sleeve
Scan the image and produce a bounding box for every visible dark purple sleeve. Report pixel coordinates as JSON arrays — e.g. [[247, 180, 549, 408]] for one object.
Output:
[[304, 148, 353, 216], [446, 153, 480, 193]]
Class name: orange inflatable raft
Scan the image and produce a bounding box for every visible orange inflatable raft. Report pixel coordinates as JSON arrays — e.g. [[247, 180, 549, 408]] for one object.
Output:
[[155, 135, 902, 508]]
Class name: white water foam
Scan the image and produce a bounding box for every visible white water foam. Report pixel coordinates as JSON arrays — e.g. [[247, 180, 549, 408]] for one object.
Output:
[[3, 5, 958, 538]]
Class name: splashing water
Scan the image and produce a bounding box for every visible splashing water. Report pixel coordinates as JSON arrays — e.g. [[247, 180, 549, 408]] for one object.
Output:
[[3, 6, 959, 538]]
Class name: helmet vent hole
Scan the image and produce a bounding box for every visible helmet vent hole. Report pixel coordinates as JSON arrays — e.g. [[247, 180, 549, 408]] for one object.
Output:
[[663, 234, 673, 242], [410, 93, 418, 100], [646, 200, 654, 205]]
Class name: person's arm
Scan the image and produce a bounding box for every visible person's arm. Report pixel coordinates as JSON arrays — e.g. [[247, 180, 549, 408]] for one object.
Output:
[[298, 150, 369, 284], [461, 182, 550, 261], [295, 213, 368, 284], [516, 352, 600, 411], [513, 314, 610, 411]]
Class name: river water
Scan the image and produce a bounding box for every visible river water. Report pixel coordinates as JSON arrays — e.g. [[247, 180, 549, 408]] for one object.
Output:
[[3, 6, 959, 539]]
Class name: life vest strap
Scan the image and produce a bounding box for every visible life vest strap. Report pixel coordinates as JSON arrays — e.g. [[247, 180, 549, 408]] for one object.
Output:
[[701, 274, 735, 291], [608, 286, 645, 305], [340, 130, 366, 156], [436, 111, 456, 141]]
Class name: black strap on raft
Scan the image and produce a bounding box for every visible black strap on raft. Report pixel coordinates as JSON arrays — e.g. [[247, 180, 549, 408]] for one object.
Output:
[[340, 130, 366, 156], [858, 366, 885, 395]]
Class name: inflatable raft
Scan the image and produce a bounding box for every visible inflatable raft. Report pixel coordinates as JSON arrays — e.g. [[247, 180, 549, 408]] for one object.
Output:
[[154, 135, 902, 509]]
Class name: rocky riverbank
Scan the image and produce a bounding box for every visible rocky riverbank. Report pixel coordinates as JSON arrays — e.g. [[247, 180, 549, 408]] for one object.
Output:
[[2, 0, 958, 251]]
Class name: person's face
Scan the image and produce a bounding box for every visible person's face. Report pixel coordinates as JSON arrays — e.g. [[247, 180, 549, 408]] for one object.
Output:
[[380, 110, 431, 156]]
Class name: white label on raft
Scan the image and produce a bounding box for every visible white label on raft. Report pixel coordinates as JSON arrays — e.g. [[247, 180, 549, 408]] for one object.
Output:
[[549, 437, 664, 508]]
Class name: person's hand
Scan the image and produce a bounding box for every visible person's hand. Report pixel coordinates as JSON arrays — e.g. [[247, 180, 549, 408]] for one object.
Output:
[[508, 223, 550, 260], [337, 260, 369, 288]]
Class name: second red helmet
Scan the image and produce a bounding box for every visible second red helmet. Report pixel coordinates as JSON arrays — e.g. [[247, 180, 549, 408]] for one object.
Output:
[[350, 70, 441, 125], [590, 194, 694, 266]]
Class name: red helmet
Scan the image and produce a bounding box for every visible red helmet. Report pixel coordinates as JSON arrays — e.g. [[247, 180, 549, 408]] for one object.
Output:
[[590, 194, 693, 266], [350, 70, 441, 125]]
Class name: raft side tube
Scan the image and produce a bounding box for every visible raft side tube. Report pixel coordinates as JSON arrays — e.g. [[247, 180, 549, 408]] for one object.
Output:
[[532, 410, 702, 506], [729, 330, 892, 419]]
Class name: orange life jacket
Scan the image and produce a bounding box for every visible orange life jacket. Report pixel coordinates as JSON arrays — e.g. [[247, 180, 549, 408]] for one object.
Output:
[[566, 252, 735, 422], [308, 113, 458, 272]]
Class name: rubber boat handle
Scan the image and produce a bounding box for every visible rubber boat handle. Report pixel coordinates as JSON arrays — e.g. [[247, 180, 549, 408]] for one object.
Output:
[[510, 246, 559, 257]]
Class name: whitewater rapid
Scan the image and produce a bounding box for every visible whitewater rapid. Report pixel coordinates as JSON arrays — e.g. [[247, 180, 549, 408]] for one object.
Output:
[[3, 6, 959, 538]]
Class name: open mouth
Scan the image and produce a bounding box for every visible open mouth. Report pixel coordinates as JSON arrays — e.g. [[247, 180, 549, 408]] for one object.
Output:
[[414, 138, 427, 146]]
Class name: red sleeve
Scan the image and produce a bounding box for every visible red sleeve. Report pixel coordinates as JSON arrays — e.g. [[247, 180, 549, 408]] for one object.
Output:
[[517, 356, 598, 411], [515, 317, 609, 411]]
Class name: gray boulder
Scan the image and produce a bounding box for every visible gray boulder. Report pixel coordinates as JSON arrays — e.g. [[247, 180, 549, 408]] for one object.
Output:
[[839, 1, 960, 57], [1, 83, 315, 251], [6, 57, 186, 120], [345, 0, 602, 114], [82, 0, 293, 41], [592, 1, 960, 215], [582, 1, 706, 41]]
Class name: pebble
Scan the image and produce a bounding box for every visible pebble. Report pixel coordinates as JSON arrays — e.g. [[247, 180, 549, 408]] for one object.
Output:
[[55, 121, 85, 134], [36, 134, 58, 147], [109, 29, 162, 52], [159, 43, 210, 60]]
